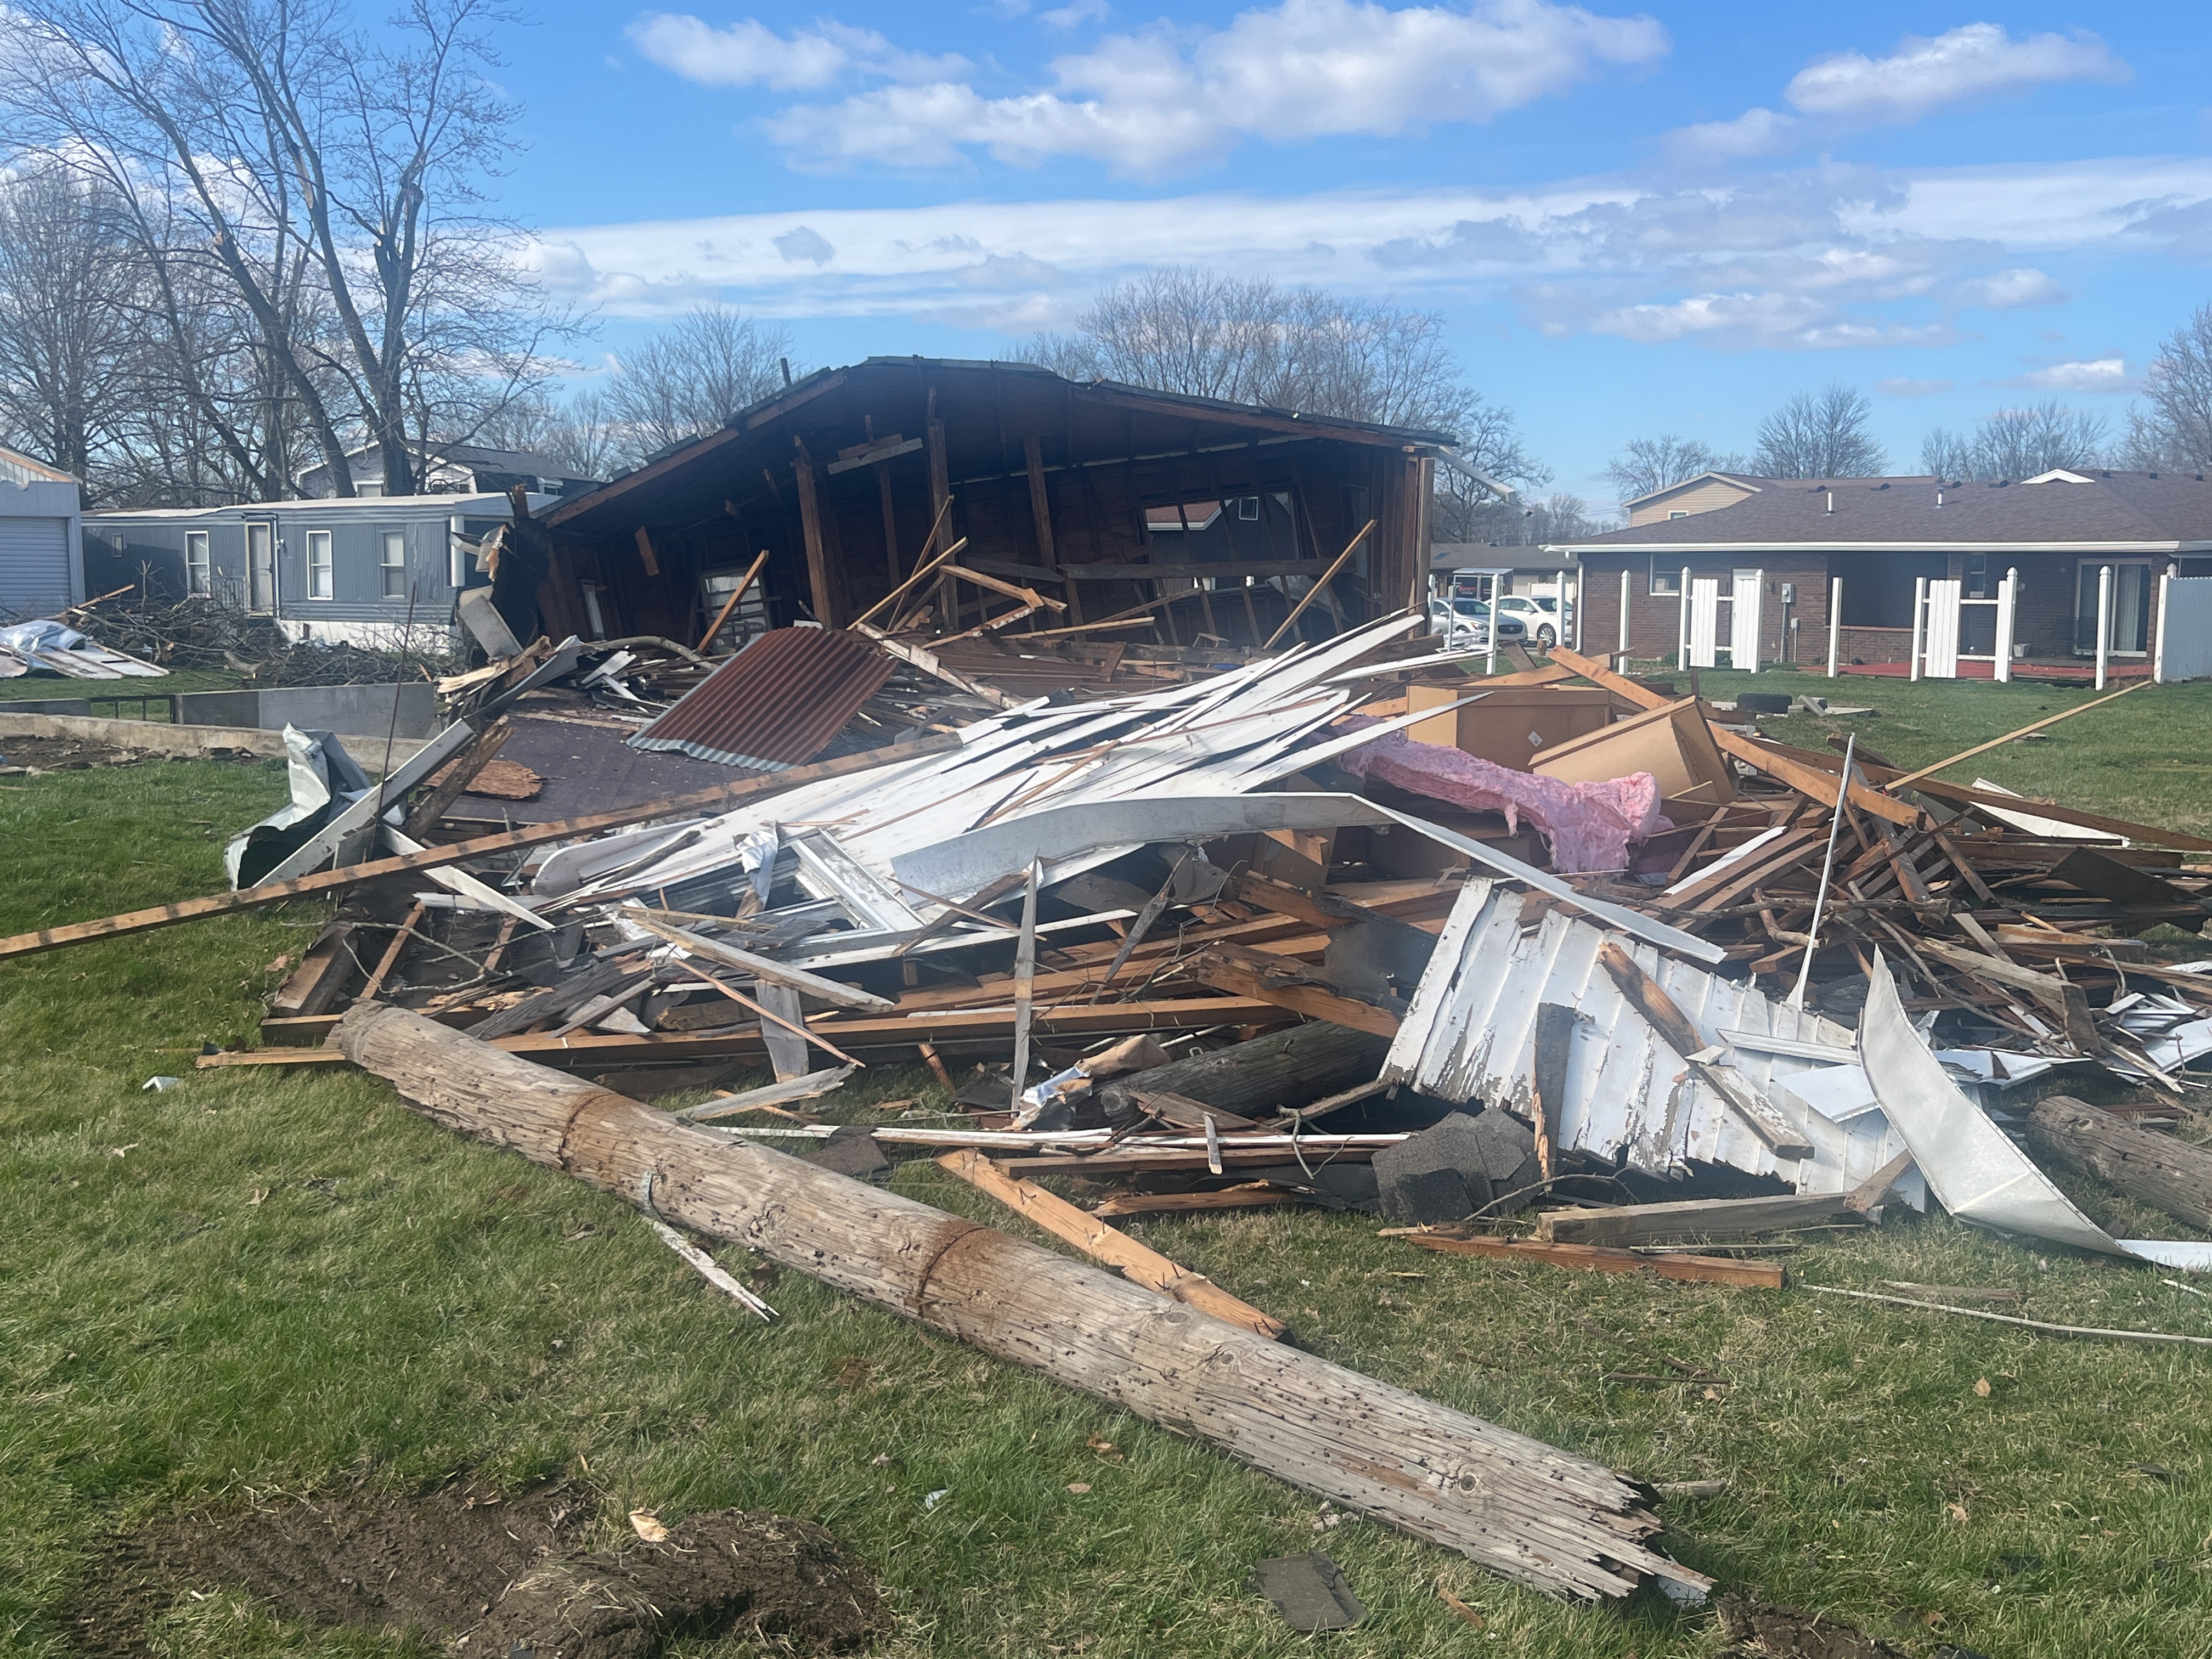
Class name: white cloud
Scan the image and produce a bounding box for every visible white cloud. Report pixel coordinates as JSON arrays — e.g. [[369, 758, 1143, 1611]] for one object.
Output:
[[1039, 0, 1110, 26], [1953, 267, 2066, 308], [627, 13, 968, 90], [522, 154, 2212, 354], [1876, 377, 1954, 397], [1785, 24, 2127, 127], [758, 0, 1669, 177], [1663, 106, 1797, 161], [1995, 357, 2132, 392]]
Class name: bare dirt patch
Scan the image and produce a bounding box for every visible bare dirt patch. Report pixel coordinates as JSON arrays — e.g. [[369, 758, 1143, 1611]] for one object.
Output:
[[64, 1475, 889, 1657]]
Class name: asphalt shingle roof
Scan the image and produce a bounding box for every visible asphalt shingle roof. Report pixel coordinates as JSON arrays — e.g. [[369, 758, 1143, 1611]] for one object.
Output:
[[1556, 472, 2212, 549]]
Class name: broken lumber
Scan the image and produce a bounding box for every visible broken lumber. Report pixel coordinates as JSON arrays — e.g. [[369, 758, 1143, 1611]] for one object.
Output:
[[0, 732, 961, 963], [1093, 1024, 1390, 1125], [935, 1149, 1285, 1339], [334, 1003, 1696, 1600], [2025, 1095, 2212, 1231], [1401, 1232, 1784, 1289], [1595, 942, 1814, 1160]]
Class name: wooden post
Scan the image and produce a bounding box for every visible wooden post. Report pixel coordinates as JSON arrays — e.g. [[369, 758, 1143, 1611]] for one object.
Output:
[[792, 436, 840, 627], [633, 526, 660, 577], [926, 398, 952, 633], [876, 461, 900, 588], [2027, 1096, 2212, 1230], [332, 1002, 1690, 1601]]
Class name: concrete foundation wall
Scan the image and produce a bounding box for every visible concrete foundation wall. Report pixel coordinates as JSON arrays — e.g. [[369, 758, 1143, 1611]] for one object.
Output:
[[177, 681, 437, 737]]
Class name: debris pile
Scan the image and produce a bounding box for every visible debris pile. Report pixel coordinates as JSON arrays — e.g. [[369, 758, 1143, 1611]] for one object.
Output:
[[14, 606, 2212, 1602]]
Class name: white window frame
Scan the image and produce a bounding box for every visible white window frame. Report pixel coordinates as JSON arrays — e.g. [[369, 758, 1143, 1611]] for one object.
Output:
[[1649, 558, 1681, 596], [185, 530, 210, 596], [380, 530, 407, 599], [306, 528, 334, 600]]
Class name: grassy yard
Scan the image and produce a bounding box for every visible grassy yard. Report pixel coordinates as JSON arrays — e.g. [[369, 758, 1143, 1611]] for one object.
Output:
[[5, 681, 2212, 1657]]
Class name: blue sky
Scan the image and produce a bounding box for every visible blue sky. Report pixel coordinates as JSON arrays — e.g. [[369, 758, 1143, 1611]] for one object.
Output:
[[492, 2, 2212, 501]]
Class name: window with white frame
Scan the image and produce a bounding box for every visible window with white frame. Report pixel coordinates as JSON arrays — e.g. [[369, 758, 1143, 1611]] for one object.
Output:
[[307, 529, 334, 599], [1649, 558, 1681, 596], [380, 531, 407, 599], [185, 531, 210, 596]]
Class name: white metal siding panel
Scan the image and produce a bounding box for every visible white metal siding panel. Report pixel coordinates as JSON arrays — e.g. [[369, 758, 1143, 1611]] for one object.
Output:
[[1381, 881, 1914, 1195], [0, 516, 71, 614]]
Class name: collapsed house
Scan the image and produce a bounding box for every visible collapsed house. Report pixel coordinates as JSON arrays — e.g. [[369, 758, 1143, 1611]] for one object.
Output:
[[529, 357, 1459, 664]]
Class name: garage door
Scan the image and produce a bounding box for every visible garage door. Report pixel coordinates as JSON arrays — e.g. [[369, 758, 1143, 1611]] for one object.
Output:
[[0, 516, 73, 617]]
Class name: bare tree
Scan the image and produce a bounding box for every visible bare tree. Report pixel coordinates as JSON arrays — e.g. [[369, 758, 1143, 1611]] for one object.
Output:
[[1920, 402, 2108, 480], [461, 385, 618, 480], [3, 0, 563, 499], [598, 306, 794, 467], [1750, 382, 1886, 478], [1029, 267, 1499, 436], [1602, 435, 1741, 504], [0, 164, 141, 490], [2118, 302, 2212, 471], [1452, 491, 1614, 546]]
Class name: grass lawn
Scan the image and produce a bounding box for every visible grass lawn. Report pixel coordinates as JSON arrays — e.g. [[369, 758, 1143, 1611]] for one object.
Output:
[[6, 686, 2212, 1657]]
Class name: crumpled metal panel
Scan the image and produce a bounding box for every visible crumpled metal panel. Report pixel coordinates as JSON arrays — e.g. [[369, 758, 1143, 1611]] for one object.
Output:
[[630, 626, 894, 770], [1384, 878, 1918, 1198]]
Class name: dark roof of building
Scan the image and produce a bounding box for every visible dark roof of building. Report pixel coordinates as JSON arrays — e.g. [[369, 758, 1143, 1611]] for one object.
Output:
[[545, 356, 1455, 539], [1554, 471, 2212, 550]]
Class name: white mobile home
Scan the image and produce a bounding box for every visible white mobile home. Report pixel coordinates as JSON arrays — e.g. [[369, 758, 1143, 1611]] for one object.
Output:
[[81, 493, 554, 648]]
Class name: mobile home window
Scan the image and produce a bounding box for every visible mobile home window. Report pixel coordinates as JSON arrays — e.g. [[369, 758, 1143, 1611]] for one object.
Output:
[[380, 531, 407, 599], [185, 531, 210, 596], [1649, 558, 1681, 596], [307, 529, 334, 599]]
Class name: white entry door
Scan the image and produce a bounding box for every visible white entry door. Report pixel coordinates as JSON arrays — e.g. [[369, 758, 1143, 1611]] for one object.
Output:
[[1687, 577, 1721, 667], [1924, 578, 1963, 677], [1729, 568, 1763, 671], [246, 521, 277, 614]]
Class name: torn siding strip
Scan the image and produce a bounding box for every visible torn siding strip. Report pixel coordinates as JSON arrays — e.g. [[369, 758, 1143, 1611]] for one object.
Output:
[[1384, 879, 1917, 1198]]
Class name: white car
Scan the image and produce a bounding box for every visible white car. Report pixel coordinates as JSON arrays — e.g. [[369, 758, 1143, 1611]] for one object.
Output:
[[1493, 594, 1569, 650], [1427, 597, 1525, 653]]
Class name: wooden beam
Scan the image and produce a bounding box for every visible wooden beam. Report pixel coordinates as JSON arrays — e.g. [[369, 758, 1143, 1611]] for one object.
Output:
[[936, 1150, 1284, 1339], [1402, 1232, 1783, 1288], [633, 526, 661, 577], [1186, 943, 1401, 1037], [1887, 681, 2151, 789], [1265, 521, 1373, 650], [792, 435, 840, 626], [1596, 941, 1814, 1160], [697, 548, 770, 653], [0, 733, 960, 963], [401, 716, 514, 839]]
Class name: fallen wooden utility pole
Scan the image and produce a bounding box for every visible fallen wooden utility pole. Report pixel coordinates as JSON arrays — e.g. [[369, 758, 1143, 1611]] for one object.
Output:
[[2025, 1096, 2212, 1231], [0, 732, 960, 963], [335, 1003, 1698, 1601]]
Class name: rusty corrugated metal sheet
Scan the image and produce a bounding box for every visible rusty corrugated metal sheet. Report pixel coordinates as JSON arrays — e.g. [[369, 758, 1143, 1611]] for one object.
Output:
[[629, 626, 894, 770]]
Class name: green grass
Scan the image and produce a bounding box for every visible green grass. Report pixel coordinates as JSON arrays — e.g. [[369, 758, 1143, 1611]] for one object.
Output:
[[6, 707, 2212, 1657]]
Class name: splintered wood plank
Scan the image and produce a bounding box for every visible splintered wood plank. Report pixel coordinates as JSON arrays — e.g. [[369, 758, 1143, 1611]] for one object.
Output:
[[1403, 1232, 1784, 1288], [0, 733, 961, 962], [937, 1150, 1284, 1339]]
